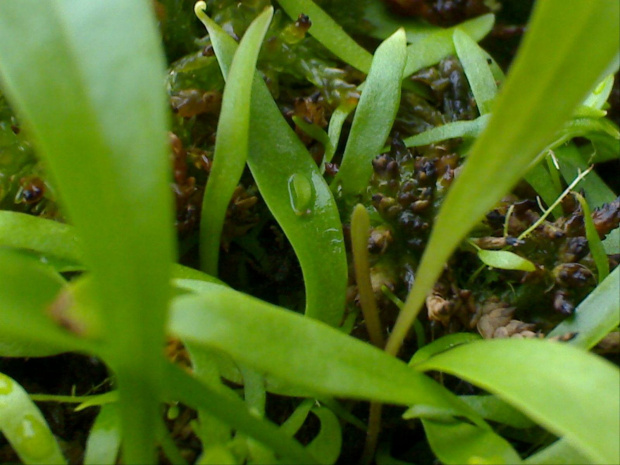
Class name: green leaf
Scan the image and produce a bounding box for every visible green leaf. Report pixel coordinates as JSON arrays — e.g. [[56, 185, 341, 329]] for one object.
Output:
[[326, 101, 356, 166], [400, 114, 490, 149], [199, 7, 273, 275], [276, 0, 373, 73], [163, 363, 318, 464], [409, 333, 481, 366], [415, 339, 620, 464], [386, 0, 620, 355], [403, 14, 495, 77], [574, 192, 609, 282], [305, 406, 342, 465], [582, 74, 616, 110], [332, 29, 407, 197], [168, 286, 488, 426], [458, 396, 535, 429], [477, 249, 536, 272], [195, 5, 347, 326], [421, 418, 522, 465], [0, 2, 174, 461], [84, 404, 121, 465], [547, 267, 619, 350], [0, 248, 90, 357], [453, 28, 498, 115], [524, 161, 563, 219], [0, 211, 82, 264], [0, 372, 66, 464], [524, 438, 591, 465]]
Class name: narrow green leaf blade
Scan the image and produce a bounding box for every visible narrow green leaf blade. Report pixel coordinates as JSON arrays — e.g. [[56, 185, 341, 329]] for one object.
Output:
[[547, 267, 619, 350], [84, 404, 121, 465], [0, 372, 66, 464], [306, 406, 342, 465], [401, 114, 490, 148], [477, 249, 536, 272], [415, 339, 620, 464], [195, 7, 347, 326], [403, 14, 495, 77], [163, 363, 318, 464], [453, 28, 498, 115], [0, 211, 82, 264], [277, 0, 373, 72], [199, 7, 273, 275], [0, 2, 174, 461], [421, 418, 522, 465], [168, 286, 487, 426], [387, 0, 620, 355], [333, 29, 407, 197]]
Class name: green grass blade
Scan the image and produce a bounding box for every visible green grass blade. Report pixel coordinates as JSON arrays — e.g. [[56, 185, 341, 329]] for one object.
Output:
[[386, 0, 620, 355], [547, 267, 619, 350], [415, 339, 620, 464], [84, 404, 121, 465], [199, 7, 273, 275], [168, 286, 488, 426], [0, 372, 66, 464], [277, 0, 372, 73], [305, 406, 342, 465], [403, 14, 495, 77], [163, 363, 319, 464], [574, 192, 609, 282], [401, 114, 490, 148], [420, 418, 521, 465], [333, 29, 407, 197], [0, 2, 174, 461], [196, 5, 347, 326], [453, 28, 497, 115]]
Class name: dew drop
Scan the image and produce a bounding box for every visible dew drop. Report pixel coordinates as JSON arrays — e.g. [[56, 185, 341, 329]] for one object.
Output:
[[16, 414, 55, 460], [287, 173, 314, 216], [0, 373, 13, 395]]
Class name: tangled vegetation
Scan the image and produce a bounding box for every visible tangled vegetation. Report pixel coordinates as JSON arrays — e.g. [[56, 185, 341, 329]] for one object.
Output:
[[0, 0, 618, 463]]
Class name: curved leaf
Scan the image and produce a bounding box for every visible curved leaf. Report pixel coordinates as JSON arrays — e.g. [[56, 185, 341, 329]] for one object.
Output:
[[415, 339, 620, 464], [195, 6, 347, 326], [168, 286, 488, 426], [0, 372, 66, 464], [421, 418, 521, 465], [277, 0, 372, 72], [332, 29, 407, 197], [404, 14, 495, 77], [199, 7, 273, 275]]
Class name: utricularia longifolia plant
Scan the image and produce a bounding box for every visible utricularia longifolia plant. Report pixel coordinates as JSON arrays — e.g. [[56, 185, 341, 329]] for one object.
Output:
[[0, 0, 618, 463]]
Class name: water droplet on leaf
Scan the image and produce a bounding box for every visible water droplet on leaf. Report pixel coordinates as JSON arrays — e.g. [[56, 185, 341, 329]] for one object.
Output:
[[288, 173, 314, 216]]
